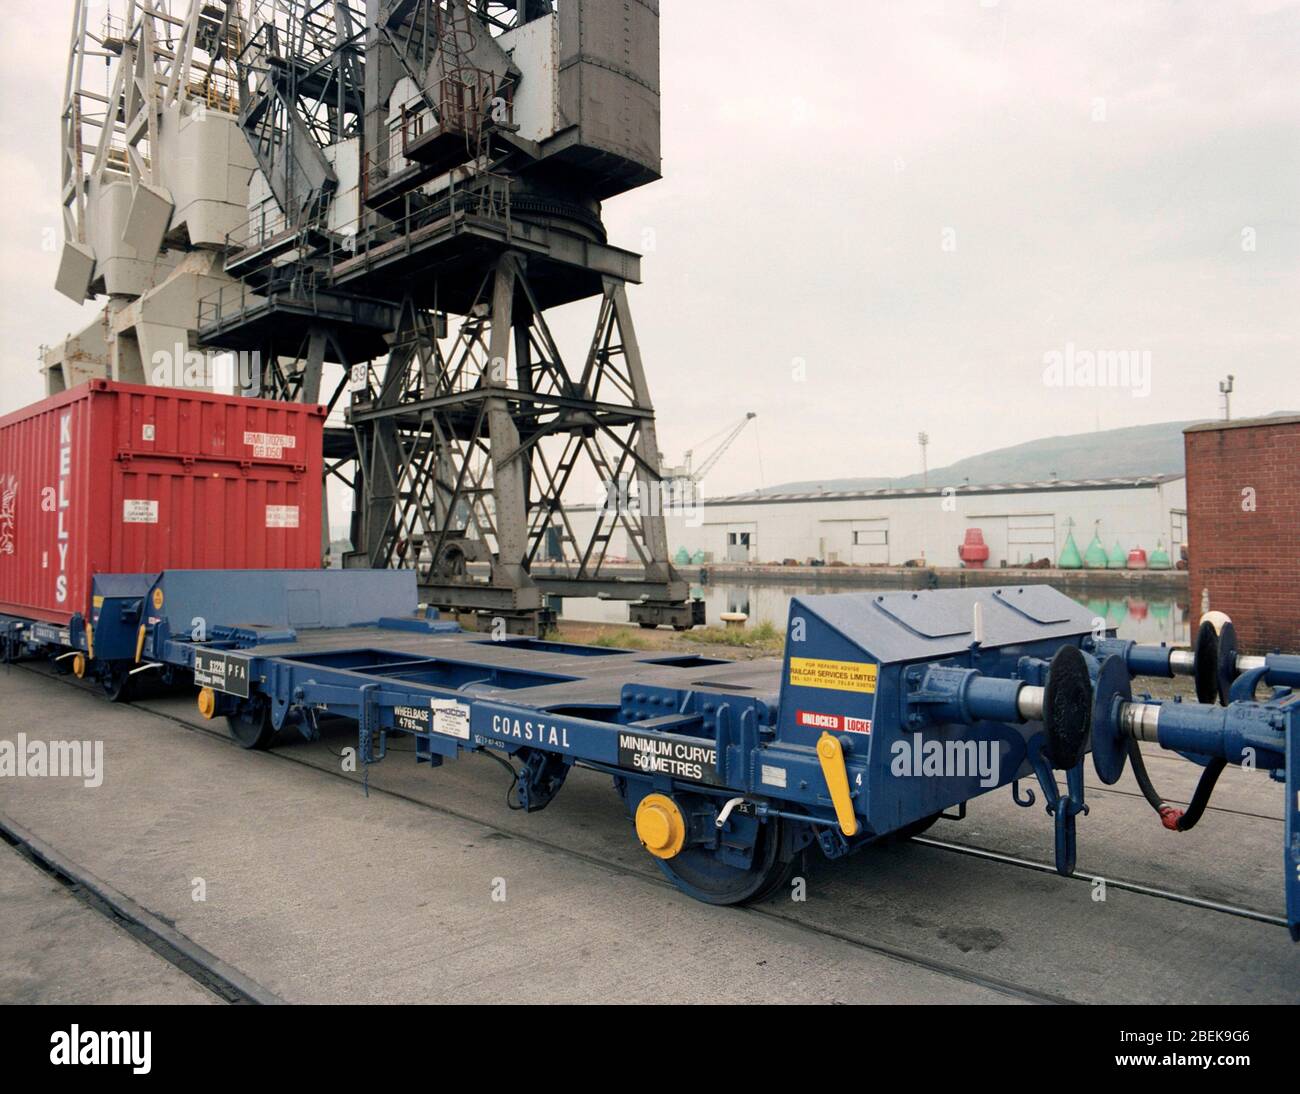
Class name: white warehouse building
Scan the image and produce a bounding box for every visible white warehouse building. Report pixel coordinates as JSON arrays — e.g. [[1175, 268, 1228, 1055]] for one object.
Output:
[[569, 475, 1188, 569]]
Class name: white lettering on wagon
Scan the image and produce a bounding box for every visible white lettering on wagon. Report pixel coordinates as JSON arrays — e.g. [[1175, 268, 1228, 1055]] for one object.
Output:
[[796, 709, 872, 734], [617, 732, 720, 785], [393, 705, 430, 732], [488, 713, 570, 748], [193, 651, 251, 698]]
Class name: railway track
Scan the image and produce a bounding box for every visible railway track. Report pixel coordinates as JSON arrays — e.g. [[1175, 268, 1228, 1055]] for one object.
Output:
[[7, 658, 1291, 1005], [912, 835, 1289, 929], [0, 811, 279, 1005]]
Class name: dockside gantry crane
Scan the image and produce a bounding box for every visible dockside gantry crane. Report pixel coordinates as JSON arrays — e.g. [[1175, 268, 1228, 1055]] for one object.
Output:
[[47, 0, 696, 635]]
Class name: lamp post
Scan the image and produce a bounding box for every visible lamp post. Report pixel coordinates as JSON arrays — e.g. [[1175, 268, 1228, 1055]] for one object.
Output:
[[1219, 375, 1234, 421]]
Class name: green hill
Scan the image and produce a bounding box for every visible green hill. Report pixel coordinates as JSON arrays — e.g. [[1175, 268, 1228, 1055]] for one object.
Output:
[[764, 419, 1212, 494]]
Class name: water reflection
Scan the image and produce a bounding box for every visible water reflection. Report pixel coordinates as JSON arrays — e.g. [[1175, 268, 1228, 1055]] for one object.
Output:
[[562, 581, 1191, 645]]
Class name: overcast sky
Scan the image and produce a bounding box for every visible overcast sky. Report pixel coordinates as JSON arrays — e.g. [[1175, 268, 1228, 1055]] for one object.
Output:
[[1, 1, 1296, 499]]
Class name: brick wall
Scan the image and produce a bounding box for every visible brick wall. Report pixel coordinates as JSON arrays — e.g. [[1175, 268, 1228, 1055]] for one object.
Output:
[[1184, 416, 1300, 653]]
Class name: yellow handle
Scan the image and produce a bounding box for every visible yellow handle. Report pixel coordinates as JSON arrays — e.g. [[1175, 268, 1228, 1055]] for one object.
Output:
[[817, 731, 859, 837], [134, 624, 147, 664]]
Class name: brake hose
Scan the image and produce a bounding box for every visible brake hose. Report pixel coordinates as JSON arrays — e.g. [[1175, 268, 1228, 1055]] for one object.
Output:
[[1125, 737, 1227, 832]]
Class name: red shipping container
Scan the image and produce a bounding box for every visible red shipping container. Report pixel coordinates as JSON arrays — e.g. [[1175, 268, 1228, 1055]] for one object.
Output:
[[0, 380, 325, 625]]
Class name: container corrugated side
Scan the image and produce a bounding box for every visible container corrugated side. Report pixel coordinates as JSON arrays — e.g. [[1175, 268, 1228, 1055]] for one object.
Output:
[[0, 380, 325, 626]]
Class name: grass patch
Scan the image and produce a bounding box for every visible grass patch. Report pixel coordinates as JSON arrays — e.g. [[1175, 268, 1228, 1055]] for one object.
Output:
[[552, 628, 651, 650], [681, 620, 784, 651]]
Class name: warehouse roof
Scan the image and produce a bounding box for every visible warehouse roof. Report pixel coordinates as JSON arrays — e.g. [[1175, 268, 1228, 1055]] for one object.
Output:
[[704, 473, 1185, 506]]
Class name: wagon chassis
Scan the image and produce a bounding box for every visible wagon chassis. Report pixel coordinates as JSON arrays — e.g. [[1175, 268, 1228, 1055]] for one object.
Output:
[[3, 572, 1297, 925]]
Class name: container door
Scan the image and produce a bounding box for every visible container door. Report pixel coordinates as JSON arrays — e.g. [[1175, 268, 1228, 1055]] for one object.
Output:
[[0, 388, 100, 625], [106, 386, 323, 574]]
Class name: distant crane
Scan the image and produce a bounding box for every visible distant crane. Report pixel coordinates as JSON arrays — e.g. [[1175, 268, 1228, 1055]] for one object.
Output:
[[662, 412, 757, 504]]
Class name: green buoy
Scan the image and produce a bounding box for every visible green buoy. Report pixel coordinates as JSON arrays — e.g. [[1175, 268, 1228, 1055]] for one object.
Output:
[[1083, 532, 1108, 569], [1148, 539, 1172, 570], [1058, 531, 1083, 569], [673, 546, 691, 565], [1107, 541, 1127, 569]]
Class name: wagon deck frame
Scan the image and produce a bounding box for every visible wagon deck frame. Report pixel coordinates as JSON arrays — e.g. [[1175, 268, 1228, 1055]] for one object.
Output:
[[2, 568, 1296, 928]]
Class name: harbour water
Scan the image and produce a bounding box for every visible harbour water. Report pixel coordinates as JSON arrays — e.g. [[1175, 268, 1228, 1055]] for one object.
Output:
[[561, 579, 1191, 645]]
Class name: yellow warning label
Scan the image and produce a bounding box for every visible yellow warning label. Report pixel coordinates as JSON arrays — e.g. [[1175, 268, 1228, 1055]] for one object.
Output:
[[788, 657, 878, 694]]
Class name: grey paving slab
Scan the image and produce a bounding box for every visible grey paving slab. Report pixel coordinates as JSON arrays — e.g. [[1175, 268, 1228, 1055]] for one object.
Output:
[[0, 842, 218, 1005]]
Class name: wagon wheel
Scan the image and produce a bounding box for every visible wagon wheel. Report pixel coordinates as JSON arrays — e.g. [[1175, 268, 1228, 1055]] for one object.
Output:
[[225, 704, 277, 750], [102, 665, 131, 703], [651, 815, 802, 906]]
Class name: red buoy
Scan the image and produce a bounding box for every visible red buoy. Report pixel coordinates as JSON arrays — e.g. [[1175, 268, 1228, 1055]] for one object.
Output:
[[958, 528, 991, 569]]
